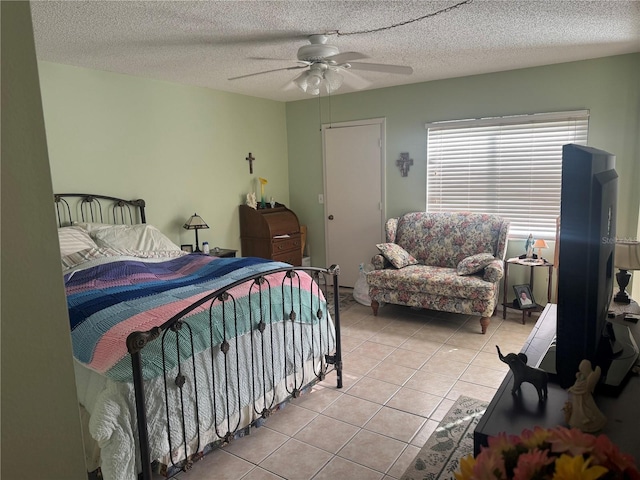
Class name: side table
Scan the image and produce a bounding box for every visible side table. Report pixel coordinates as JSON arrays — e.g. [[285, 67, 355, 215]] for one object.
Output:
[[207, 248, 237, 258], [609, 298, 640, 319], [503, 257, 554, 324]]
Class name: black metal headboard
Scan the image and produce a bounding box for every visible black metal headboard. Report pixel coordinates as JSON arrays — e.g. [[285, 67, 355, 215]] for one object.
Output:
[[54, 193, 146, 227]]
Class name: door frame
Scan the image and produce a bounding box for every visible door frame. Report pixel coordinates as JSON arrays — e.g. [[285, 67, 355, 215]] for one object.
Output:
[[321, 117, 387, 271]]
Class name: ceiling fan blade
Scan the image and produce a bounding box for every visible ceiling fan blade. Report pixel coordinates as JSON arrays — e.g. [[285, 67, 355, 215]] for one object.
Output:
[[340, 69, 373, 90], [282, 81, 299, 92], [248, 56, 295, 61], [228, 65, 307, 81], [324, 51, 369, 64], [347, 62, 414, 75]]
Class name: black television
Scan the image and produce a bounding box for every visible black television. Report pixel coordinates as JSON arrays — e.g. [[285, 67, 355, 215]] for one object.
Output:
[[555, 144, 619, 389]]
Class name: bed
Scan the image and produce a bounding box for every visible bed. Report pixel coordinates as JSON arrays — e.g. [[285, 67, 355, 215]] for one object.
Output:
[[55, 193, 343, 480]]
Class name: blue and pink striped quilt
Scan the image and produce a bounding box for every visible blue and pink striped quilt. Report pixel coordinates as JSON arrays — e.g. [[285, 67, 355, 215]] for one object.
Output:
[[65, 254, 326, 382]]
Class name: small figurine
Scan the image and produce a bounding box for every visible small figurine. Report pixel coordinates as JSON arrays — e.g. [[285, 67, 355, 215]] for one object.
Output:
[[270, 196, 276, 208], [246, 192, 257, 209], [525, 234, 535, 258], [566, 359, 606, 432], [497, 345, 548, 402]]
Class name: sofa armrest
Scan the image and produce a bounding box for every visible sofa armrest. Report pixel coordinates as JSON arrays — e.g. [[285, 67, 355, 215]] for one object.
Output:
[[483, 259, 504, 283], [385, 218, 399, 243], [371, 254, 387, 270]]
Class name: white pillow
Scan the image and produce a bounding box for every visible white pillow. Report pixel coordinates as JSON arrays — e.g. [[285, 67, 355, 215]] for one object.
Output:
[[73, 221, 114, 234], [58, 226, 99, 256], [92, 224, 181, 252]]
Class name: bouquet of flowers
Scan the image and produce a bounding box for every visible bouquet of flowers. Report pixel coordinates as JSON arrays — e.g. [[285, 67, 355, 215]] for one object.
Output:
[[455, 426, 639, 480]]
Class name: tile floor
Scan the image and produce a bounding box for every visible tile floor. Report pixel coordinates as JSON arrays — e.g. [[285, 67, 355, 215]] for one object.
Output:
[[165, 299, 536, 480]]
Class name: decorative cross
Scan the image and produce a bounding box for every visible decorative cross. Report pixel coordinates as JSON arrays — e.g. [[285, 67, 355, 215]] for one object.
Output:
[[396, 152, 414, 177], [246, 152, 255, 174]]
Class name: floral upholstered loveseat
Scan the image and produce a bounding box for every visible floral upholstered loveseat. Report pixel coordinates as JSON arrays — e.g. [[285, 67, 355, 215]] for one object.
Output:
[[366, 212, 510, 334]]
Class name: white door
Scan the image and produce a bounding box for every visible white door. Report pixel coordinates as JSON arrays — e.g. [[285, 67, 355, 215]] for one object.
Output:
[[323, 119, 385, 287]]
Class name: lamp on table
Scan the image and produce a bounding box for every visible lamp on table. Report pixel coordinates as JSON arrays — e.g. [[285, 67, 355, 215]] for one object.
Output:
[[183, 213, 209, 252], [533, 238, 549, 262], [614, 240, 640, 304]]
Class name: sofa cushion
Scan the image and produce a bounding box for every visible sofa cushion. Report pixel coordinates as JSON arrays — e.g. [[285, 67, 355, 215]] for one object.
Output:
[[457, 253, 496, 275], [368, 287, 497, 317], [366, 265, 496, 300], [376, 243, 418, 269]]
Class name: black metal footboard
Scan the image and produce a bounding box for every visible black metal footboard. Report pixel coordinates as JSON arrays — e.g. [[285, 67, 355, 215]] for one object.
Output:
[[126, 265, 343, 480]]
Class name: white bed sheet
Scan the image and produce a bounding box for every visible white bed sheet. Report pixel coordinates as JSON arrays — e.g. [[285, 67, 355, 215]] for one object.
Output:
[[74, 319, 336, 480]]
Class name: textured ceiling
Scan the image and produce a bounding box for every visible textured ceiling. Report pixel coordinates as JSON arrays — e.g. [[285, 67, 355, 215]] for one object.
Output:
[[31, 0, 640, 102]]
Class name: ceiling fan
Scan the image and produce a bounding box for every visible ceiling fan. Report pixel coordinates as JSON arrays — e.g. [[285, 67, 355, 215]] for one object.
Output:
[[228, 34, 413, 96]]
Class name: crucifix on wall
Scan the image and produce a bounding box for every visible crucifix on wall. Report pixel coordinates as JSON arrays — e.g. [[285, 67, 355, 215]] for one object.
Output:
[[246, 152, 255, 174], [396, 152, 413, 177]]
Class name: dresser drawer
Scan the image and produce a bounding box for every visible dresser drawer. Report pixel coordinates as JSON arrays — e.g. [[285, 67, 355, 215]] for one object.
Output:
[[272, 237, 301, 253], [272, 250, 302, 266]]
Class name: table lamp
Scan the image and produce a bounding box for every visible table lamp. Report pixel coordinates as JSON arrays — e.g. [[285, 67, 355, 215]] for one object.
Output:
[[533, 238, 549, 262], [614, 240, 640, 304], [183, 213, 209, 252]]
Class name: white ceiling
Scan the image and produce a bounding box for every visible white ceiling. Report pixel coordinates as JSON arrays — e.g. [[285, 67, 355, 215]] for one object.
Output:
[[30, 1, 640, 102]]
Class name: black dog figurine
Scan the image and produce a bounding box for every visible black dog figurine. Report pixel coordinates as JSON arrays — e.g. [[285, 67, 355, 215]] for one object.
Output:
[[496, 345, 548, 402]]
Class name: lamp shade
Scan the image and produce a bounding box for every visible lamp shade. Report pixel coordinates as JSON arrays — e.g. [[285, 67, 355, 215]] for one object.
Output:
[[533, 239, 549, 250], [323, 69, 343, 93], [294, 66, 342, 96], [183, 213, 209, 230], [615, 241, 640, 270], [294, 70, 322, 95], [183, 213, 209, 253]]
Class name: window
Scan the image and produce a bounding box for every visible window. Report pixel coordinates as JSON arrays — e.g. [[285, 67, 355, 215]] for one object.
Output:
[[426, 111, 589, 238]]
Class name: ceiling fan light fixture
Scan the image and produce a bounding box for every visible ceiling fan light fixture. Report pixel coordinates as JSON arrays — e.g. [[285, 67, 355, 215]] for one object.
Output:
[[293, 71, 310, 93], [308, 72, 323, 88], [323, 69, 343, 93], [295, 65, 326, 95]]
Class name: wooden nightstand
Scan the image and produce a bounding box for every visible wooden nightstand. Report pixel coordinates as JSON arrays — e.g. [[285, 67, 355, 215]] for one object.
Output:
[[208, 248, 237, 258]]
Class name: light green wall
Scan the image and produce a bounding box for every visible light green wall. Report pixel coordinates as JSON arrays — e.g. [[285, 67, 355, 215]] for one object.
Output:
[[6, 14, 638, 471], [1, 3, 87, 478], [286, 53, 640, 277], [39, 62, 289, 253]]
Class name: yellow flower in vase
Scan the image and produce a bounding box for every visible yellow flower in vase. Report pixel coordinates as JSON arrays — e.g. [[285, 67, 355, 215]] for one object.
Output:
[[259, 177, 268, 208]]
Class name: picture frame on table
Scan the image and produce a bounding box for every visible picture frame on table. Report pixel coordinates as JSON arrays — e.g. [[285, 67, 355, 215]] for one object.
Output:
[[513, 284, 536, 309], [181, 244, 193, 253]]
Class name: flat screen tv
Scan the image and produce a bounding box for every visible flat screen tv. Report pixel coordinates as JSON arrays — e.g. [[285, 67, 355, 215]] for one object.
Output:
[[555, 144, 618, 389]]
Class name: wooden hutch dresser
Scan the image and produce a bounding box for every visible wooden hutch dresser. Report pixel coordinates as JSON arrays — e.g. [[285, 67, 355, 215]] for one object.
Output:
[[239, 204, 302, 266]]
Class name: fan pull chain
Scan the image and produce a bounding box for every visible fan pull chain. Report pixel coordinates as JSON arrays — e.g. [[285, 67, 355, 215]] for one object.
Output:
[[317, 88, 334, 129], [336, 0, 472, 37], [318, 93, 322, 131], [327, 89, 333, 129]]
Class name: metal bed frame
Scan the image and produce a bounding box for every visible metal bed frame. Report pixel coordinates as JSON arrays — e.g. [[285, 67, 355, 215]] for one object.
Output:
[[55, 194, 343, 480], [55, 193, 146, 227]]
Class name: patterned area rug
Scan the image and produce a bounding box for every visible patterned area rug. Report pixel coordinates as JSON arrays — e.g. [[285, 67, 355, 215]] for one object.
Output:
[[401, 395, 488, 480], [326, 286, 358, 314]]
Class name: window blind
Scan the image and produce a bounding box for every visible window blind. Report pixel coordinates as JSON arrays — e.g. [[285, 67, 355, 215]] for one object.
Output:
[[426, 111, 589, 239]]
